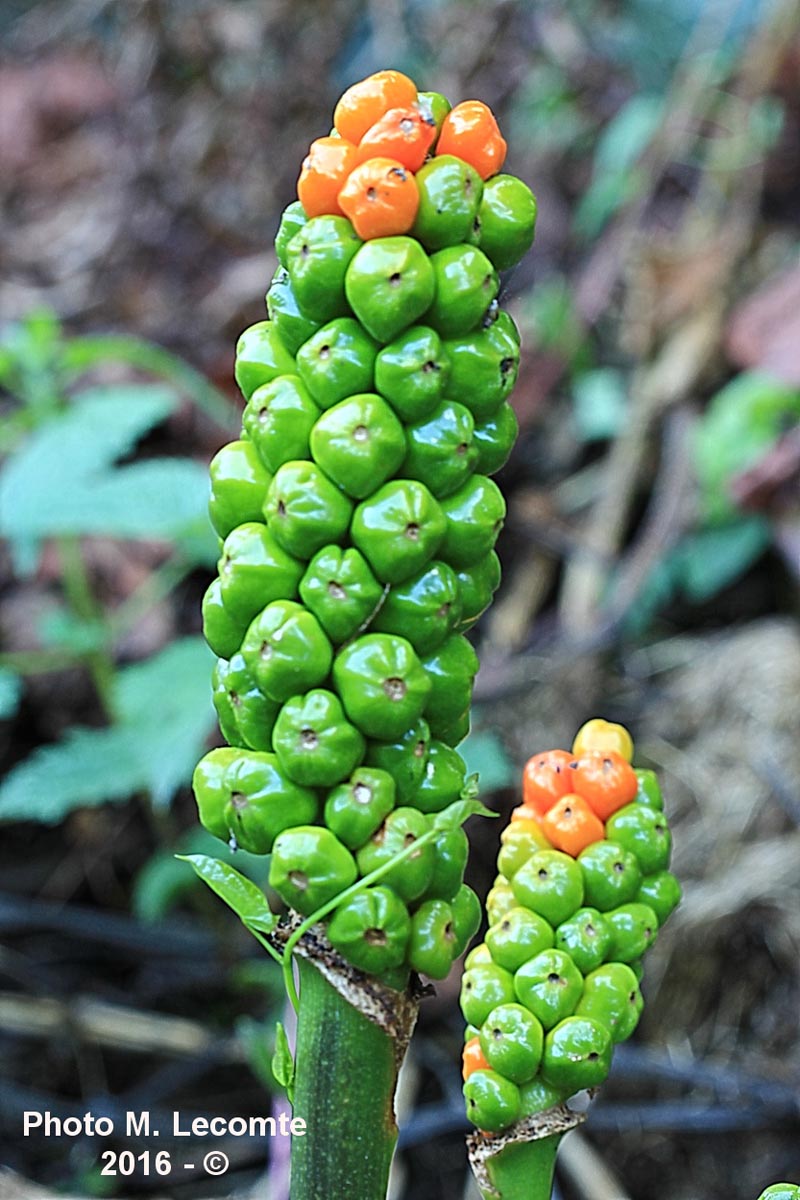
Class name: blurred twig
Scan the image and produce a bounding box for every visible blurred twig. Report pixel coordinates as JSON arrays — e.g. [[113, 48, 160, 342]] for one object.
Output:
[[0, 991, 242, 1059]]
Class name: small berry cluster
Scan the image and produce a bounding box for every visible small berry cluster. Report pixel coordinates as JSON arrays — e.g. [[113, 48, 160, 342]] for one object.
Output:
[[193, 70, 535, 988], [461, 720, 681, 1133]]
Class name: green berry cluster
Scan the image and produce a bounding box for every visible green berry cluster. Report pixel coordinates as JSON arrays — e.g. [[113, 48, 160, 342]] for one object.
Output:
[[193, 84, 536, 988], [758, 1187, 800, 1199], [461, 736, 681, 1133]]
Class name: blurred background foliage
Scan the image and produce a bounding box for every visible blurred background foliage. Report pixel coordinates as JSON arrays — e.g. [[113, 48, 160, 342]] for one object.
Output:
[[1, 1, 799, 1198]]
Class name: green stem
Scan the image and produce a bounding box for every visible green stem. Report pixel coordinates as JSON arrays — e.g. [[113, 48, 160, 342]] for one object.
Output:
[[476, 1133, 561, 1200], [290, 957, 399, 1200]]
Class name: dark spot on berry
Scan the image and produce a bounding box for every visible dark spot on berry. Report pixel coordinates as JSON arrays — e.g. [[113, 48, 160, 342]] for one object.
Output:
[[414, 739, 426, 758], [301, 243, 310, 258], [353, 782, 372, 805], [327, 580, 346, 600], [399, 118, 414, 134], [390, 166, 407, 180], [367, 186, 377, 201], [500, 356, 515, 377], [260, 641, 272, 659], [538, 868, 549, 880], [613, 861, 624, 873], [422, 359, 439, 373], [389, 271, 402, 285], [365, 928, 387, 946], [587, 1051, 599, 1061], [547, 972, 562, 985], [301, 728, 318, 750], [230, 791, 248, 811], [277, 499, 286, 516], [444, 921, 455, 941], [405, 522, 420, 540], [289, 870, 309, 891], [384, 677, 407, 701], [353, 424, 369, 442], [318, 343, 331, 359]]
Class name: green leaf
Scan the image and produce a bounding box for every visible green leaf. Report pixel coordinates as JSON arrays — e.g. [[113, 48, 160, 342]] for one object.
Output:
[[38, 609, 107, 655], [574, 95, 663, 238], [271, 1021, 295, 1101], [460, 728, 516, 792], [177, 854, 278, 935], [694, 371, 800, 521], [63, 334, 235, 432], [433, 794, 497, 831], [132, 827, 270, 922], [0, 668, 22, 720], [236, 1016, 280, 1092], [678, 517, 770, 601], [0, 385, 213, 572], [572, 368, 629, 443], [0, 637, 215, 822]]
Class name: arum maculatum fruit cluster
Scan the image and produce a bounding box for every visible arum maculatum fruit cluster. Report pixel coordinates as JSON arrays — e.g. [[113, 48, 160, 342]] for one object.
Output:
[[193, 69, 536, 987], [461, 720, 681, 1134]]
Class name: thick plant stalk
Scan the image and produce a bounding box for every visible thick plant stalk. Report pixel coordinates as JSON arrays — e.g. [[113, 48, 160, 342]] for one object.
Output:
[[291, 959, 399, 1200], [471, 1134, 561, 1200]]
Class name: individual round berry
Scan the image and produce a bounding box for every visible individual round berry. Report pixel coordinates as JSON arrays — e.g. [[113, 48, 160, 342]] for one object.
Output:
[[298, 135, 358, 218], [338, 158, 420, 240], [333, 70, 418, 144], [355, 106, 437, 171], [511, 850, 585, 927], [463, 1069, 521, 1133], [480, 1002, 544, 1084], [333, 633, 431, 741], [437, 100, 507, 180]]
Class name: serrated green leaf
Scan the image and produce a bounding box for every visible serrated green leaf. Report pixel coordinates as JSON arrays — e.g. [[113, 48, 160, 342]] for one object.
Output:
[[177, 854, 277, 934], [0, 668, 22, 720], [0, 637, 215, 822], [0, 724, 150, 823], [433, 795, 496, 831], [0, 386, 213, 571], [271, 1021, 295, 1100]]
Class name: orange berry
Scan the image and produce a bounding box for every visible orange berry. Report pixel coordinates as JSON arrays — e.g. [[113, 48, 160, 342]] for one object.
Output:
[[540, 793, 605, 858], [462, 1036, 491, 1080], [334, 70, 418, 145], [338, 157, 419, 240], [522, 749, 575, 817], [297, 136, 358, 218], [572, 718, 634, 763], [436, 100, 507, 180], [571, 750, 638, 821], [356, 105, 437, 172]]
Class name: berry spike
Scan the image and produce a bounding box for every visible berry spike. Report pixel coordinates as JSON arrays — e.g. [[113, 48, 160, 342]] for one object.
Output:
[[461, 720, 680, 1200]]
